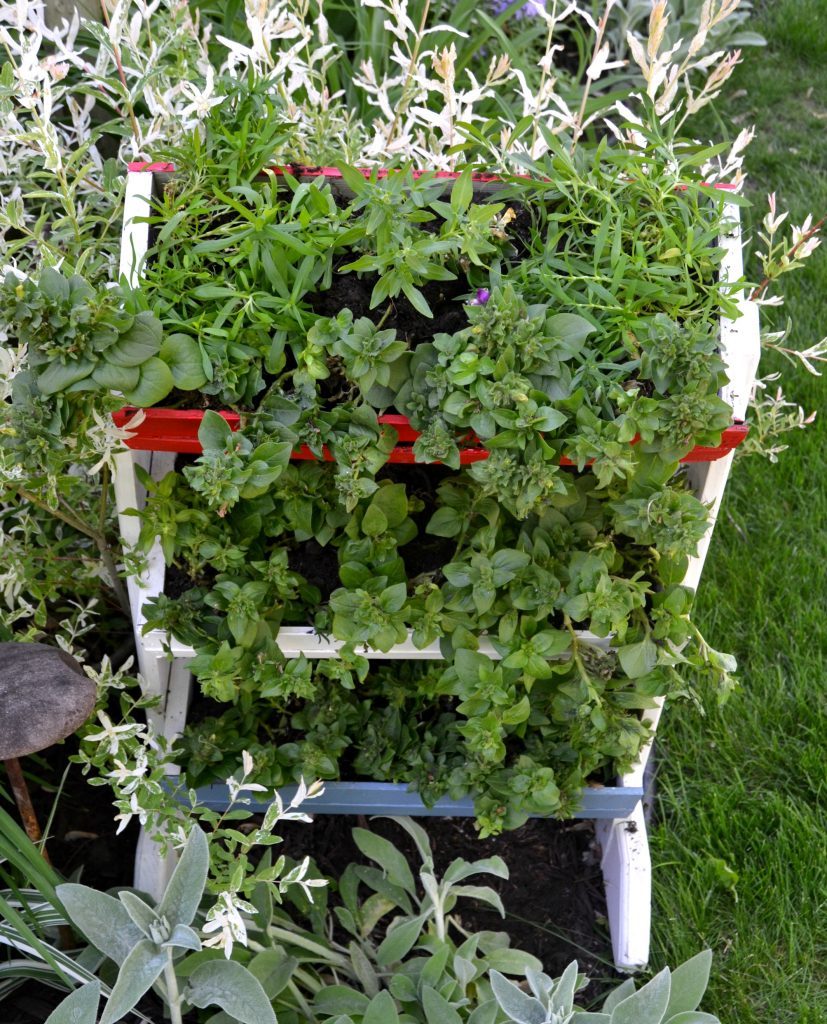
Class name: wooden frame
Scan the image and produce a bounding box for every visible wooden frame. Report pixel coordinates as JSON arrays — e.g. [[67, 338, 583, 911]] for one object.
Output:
[[114, 177, 760, 969]]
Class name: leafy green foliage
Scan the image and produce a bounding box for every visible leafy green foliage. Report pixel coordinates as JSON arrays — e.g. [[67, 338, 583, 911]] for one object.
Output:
[[235, 817, 722, 1024], [49, 827, 275, 1024], [489, 950, 719, 1023], [0, 267, 189, 405], [1, 41, 754, 841], [135, 395, 739, 832]]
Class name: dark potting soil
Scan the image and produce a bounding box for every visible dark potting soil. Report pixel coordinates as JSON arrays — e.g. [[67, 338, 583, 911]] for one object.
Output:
[[310, 267, 471, 345], [378, 462, 458, 578], [287, 538, 341, 598], [276, 812, 615, 999], [165, 561, 201, 598]]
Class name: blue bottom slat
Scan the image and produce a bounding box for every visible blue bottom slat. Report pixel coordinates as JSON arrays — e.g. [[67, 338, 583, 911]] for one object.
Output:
[[192, 781, 643, 820]]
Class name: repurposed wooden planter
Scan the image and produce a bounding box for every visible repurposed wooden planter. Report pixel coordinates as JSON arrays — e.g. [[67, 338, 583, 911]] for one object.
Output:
[[114, 166, 762, 970], [112, 445, 639, 822]]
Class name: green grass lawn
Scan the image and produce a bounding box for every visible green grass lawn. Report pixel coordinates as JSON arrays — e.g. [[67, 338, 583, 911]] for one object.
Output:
[[649, 3, 827, 1021]]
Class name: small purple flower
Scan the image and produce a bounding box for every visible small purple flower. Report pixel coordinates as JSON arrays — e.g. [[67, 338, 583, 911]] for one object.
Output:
[[489, 0, 545, 19], [470, 288, 491, 306]]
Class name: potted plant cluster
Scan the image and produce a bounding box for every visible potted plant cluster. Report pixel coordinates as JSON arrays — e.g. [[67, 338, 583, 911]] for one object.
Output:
[[38, 76, 747, 837]]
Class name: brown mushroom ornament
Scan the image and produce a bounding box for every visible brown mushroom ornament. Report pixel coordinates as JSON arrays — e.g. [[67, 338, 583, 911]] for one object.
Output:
[[0, 642, 96, 856]]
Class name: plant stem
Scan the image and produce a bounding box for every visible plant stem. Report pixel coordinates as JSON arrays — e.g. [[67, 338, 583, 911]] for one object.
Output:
[[287, 979, 317, 1022], [163, 949, 184, 1024], [434, 899, 446, 943], [98, 0, 142, 151], [563, 613, 594, 691], [386, 0, 432, 150], [376, 303, 395, 330], [570, 0, 611, 155], [531, 0, 558, 158], [99, 463, 110, 538], [16, 486, 131, 617], [750, 215, 825, 301]]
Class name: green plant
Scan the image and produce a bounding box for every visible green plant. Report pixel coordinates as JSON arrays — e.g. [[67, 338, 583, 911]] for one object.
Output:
[[235, 817, 725, 1023], [0, 267, 202, 407], [42, 827, 275, 1024], [490, 949, 718, 1024]]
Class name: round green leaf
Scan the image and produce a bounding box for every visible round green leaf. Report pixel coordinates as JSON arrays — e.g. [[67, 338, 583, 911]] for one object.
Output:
[[121, 356, 174, 407], [91, 361, 140, 391], [106, 311, 163, 366], [160, 333, 209, 390]]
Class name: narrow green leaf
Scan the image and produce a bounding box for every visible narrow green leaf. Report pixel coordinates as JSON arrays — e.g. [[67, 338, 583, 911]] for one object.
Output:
[[352, 830, 416, 894], [442, 856, 509, 885], [117, 891, 159, 938], [664, 950, 713, 1018], [56, 885, 144, 966], [611, 967, 670, 1024], [375, 913, 429, 965], [450, 167, 474, 213], [490, 969, 547, 1023], [423, 985, 463, 1024], [248, 950, 298, 999], [601, 976, 636, 1013], [157, 826, 209, 929], [363, 989, 400, 1024]]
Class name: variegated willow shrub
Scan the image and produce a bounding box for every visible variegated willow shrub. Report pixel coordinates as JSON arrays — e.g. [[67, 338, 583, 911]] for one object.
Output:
[[0, 0, 822, 833]]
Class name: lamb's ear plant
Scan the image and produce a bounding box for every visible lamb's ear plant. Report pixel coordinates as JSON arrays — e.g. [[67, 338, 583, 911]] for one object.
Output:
[[238, 817, 724, 1024], [51, 826, 276, 1024], [490, 949, 717, 1024]]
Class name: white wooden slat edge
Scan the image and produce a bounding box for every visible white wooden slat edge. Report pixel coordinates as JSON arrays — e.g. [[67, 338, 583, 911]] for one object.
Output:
[[595, 800, 651, 971], [137, 625, 610, 663], [118, 171, 153, 287], [719, 201, 762, 421]]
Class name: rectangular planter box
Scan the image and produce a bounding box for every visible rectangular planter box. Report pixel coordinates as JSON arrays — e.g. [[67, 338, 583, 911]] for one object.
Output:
[[115, 165, 749, 464]]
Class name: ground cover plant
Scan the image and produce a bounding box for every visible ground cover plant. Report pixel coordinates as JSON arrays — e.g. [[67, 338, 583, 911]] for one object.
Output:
[[2, 791, 726, 1024]]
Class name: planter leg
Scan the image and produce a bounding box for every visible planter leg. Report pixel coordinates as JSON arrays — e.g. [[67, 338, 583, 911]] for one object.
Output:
[[161, 657, 193, 747], [134, 819, 178, 902], [595, 799, 651, 972]]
